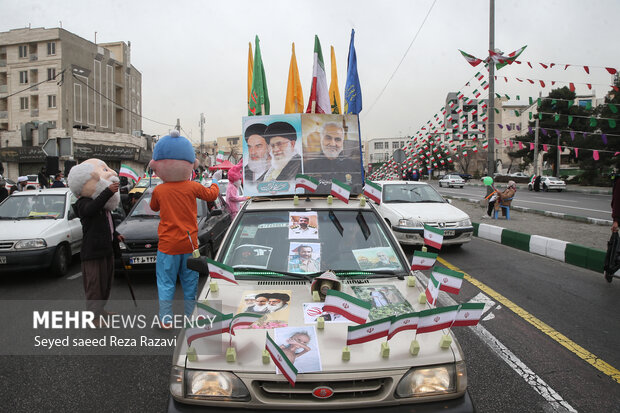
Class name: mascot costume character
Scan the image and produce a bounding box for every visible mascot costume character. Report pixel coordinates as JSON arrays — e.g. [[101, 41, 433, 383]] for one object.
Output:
[[68, 159, 123, 322], [148, 130, 220, 328]]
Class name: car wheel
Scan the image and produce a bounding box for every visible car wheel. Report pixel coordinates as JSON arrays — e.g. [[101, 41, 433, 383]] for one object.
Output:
[[557, 189, 563, 192], [543, 183, 548, 192], [439, 182, 442, 187], [528, 185, 533, 191], [51, 244, 70, 277]]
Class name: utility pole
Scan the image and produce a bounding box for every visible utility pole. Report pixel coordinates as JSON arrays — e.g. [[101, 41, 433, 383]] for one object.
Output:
[[533, 91, 541, 176], [556, 127, 561, 178], [487, 0, 495, 182], [175, 118, 180, 132]]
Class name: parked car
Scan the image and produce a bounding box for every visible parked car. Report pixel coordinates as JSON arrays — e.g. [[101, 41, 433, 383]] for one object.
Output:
[[0, 187, 81, 276], [168, 194, 473, 411], [116, 187, 231, 273], [458, 173, 473, 181], [372, 181, 473, 247], [438, 174, 465, 188], [128, 176, 163, 197], [509, 172, 528, 178], [527, 176, 566, 192]]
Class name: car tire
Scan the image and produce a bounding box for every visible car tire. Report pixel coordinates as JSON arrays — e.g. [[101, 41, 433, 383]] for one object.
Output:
[[439, 182, 442, 187], [528, 185, 533, 191], [557, 189, 563, 192], [51, 244, 70, 277], [543, 183, 548, 192]]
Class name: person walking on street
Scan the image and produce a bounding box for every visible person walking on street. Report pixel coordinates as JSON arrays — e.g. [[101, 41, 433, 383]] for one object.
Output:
[[38, 167, 49, 189], [611, 174, 620, 233], [51, 172, 66, 188]]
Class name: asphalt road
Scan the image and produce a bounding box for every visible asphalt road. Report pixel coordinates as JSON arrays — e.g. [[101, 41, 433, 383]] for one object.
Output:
[[433, 183, 611, 221], [2, 242, 620, 412]]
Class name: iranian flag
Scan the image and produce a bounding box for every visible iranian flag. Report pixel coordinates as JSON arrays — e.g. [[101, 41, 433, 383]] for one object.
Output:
[[481, 113, 488, 122], [346, 317, 392, 345], [388, 312, 419, 340], [295, 174, 319, 192], [473, 89, 481, 98], [119, 164, 139, 183], [432, 266, 464, 295], [472, 145, 478, 153], [481, 80, 489, 90], [417, 305, 459, 334], [363, 179, 382, 204], [305, 35, 330, 114], [330, 179, 351, 203], [453, 302, 485, 327], [425, 273, 441, 306], [482, 140, 489, 149], [423, 224, 444, 249], [458, 50, 483, 67], [230, 312, 264, 335], [216, 150, 225, 163], [265, 332, 298, 387], [456, 91, 464, 100], [186, 313, 233, 346], [475, 72, 484, 81], [466, 98, 474, 105], [205, 258, 238, 284], [323, 289, 371, 324]]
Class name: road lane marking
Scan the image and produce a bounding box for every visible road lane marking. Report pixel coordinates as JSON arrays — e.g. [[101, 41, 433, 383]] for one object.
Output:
[[514, 200, 609, 213], [415, 271, 577, 412], [67, 272, 82, 280], [438, 257, 620, 385]]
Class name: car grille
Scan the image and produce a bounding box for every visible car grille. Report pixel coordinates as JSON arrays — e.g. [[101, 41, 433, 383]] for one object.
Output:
[[0, 241, 14, 250], [254, 377, 391, 403], [126, 241, 158, 252], [425, 221, 458, 228]]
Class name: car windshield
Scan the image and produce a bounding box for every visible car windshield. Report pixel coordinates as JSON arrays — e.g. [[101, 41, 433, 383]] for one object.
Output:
[[135, 177, 162, 188], [219, 209, 408, 277], [0, 194, 66, 219], [382, 184, 445, 203], [129, 192, 202, 217]]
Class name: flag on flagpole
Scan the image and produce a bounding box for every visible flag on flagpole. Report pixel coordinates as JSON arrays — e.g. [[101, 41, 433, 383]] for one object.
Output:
[[425, 273, 441, 306], [323, 289, 371, 324], [346, 317, 392, 345], [423, 224, 444, 249], [119, 164, 139, 183], [230, 312, 264, 335], [417, 306, 459, 334], [216, 150, 225, 163], [459, 50, 483, 67], [205, 258, 237, 284], [248, 36, 270, 116], [432, 266, 464, 295], [330, 179, 351, 203], [328, 45, 342, 114], [186, 313, 233, 346], [306, 35, 330, 114], [411, 250, 438, 271], [388, 312, 419, 340], [363, 179, 382, 204], [344, 29, 362, 114], [265, 332, 298, 387], [490, 46, 527, 70], [284, 43, 304, 114], [295, 174, 319, 192], [453, 302, 485, 327], [247, 42, 253, 107]]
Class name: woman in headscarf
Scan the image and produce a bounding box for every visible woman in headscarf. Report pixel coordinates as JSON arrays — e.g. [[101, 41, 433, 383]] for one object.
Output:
[[225, 162, 249, 220]]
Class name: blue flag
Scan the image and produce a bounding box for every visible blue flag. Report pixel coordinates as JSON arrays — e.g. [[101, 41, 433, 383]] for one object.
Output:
[[344, 29, 362, 114]]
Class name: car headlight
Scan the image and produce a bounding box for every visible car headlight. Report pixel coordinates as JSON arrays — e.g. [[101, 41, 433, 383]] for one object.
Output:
[[119, 241, 127, 250], [395, 362, 467, 398], [14, 239, 47, 249], [457, 218, 472, 227], [180, 370, 250, 401], [398, 218, 423, 227]]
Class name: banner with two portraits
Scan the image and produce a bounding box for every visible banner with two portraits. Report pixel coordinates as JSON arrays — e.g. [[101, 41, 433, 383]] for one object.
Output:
[[242, 114, 363, 196]]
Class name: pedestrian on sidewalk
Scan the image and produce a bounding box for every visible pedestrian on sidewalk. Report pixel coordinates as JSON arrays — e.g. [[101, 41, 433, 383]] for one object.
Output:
[[485, 181, 516, 218], [611, 174, 620, 233]]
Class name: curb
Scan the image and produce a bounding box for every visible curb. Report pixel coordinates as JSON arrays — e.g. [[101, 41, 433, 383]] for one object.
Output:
[[472, 222, 605, 273]]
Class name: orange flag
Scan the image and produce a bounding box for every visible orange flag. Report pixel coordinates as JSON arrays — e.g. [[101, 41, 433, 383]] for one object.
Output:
[[284, 43, 304, 113], [247, 42, 253, 107], [328, 46, 342, 114]]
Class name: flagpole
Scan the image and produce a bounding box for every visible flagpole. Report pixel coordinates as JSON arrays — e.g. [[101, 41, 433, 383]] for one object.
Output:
[[446, 304, 463, 332]]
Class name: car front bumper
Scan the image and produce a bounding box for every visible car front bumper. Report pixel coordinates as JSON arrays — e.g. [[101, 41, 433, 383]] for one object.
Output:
[[116, 251, 157, 274], [391, 226, 474, 246], [0, 246, 56, 272]]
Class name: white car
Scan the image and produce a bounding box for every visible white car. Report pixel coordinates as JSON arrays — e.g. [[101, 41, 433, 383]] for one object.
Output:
[[509, 172, 528, 178], [0, 187, 82, 276], [373, 181, 473, 247], [438, 174, 465, 188], [528, 176, 566, 192]]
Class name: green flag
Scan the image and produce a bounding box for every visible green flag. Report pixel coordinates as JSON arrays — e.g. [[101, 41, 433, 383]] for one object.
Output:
[[610, 103, 618, 114], [494, 108, 500, 114], [610, 119, 617, 128], [568, 100, 574, 109], [529, 96, 533, 105], [568, 115, 573, 126], [537, 98, 541, 107], [554, 114, 560, 122], [529, 112, 532, 120], [551, 99, 557, 106], [586, 101, 592, 110], [248, 36, 270, 116], [590, 117, 597, 127], [539, 113, 543, 120], [495, 93, 501, 99]]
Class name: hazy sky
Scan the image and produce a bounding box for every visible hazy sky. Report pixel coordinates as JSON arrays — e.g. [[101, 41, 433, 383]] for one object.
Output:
[[3, 0, 619, 144]]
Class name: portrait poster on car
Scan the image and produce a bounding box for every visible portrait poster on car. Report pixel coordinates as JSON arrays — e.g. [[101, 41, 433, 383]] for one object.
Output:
[[273, 326, 322, 373], [302, 303, 349, 324], [236, 290, 292, 329], [352, 247, 400, 271], [289, 212, 318, 239], [351, 285, 415, 321], [242, 114, 362, 196], [287, 242, 321, 273]]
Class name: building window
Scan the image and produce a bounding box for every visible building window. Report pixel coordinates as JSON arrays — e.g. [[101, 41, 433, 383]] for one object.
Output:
[[20, 97, 29, 110], [19, 71, 28, 84], [400, 141, 404, 147], [48, 95, 57, 108], [374, 142, 383, 150], [392, 142, 399, 149], [47, 68, 56, 81], [47, 42, 56, 55], [19, 45, 27, 58], [384, 152, 389, 160], [48, 120, 57, 128]]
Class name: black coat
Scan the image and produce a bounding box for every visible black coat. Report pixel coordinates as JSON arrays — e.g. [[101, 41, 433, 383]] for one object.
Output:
[[0, 187, 8, 203], [75, 188, 120, 261]]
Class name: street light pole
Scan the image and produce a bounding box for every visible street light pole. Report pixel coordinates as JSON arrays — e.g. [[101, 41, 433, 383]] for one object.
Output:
[[487, 0, 496, 184]]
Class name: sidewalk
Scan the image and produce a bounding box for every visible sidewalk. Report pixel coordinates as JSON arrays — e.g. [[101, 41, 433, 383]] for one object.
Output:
[[465, 181, 612, 195]]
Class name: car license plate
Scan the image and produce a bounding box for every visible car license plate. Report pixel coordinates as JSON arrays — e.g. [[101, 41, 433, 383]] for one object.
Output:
[[0, 256, 6, 264], [129, 256, 156, 264], [443, 230, 455, 236]]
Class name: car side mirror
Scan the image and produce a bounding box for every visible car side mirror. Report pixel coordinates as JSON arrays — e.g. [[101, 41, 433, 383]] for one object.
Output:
[[446, 199, 452, 204], [210, 209, 222, 216]]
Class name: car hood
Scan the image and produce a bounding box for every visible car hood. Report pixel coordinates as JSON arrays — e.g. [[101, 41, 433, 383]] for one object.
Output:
[[178, 278, 460, 373], [0, 219, 65, 240], [117, 217, 160, 240], [380, 203, 469, 222]]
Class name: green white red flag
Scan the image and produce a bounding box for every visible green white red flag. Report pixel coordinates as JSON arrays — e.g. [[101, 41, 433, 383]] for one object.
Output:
[[206, 258, 237, 284], [119, 164, 139, 183], [388, 312, 419, 340], [230, 312, 264, 335], [306, 35, 330, 114], [417, 305, 459, 334], [323, 289, 371, 324], [452, 302, 485, 327], [423, 224, 444, 249], [346, 317, 392, 345], [265, 332, 298, 386], [411, 250, 438, 271], [475, 72, 484, 81], [432, 266, 464, 295], [459, 50, 483, 67], [425, 273, 441, 306], [216, 150, 225, 163], [330, 179, 351, 203], [295, 174, 319, 192], [186, 312, 233, 346], [363, 179, 382, 204]]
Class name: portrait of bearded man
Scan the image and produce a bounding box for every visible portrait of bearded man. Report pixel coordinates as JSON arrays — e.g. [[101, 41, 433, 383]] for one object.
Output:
[[243, 122, 271, 183]]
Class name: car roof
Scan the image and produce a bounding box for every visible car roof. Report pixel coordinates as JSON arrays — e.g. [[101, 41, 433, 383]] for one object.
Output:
[[244, 195, 372, 211], [11, 187, 71, 195], [374, 180, 429, 186]]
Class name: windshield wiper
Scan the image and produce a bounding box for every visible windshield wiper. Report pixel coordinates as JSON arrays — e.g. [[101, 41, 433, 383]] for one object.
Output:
[[131, 214, 159, 218], [233, 267, 315, 281], [24, 215, 56, 219], [417, 200, 444, 203], [337, 269, 406, 280]]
